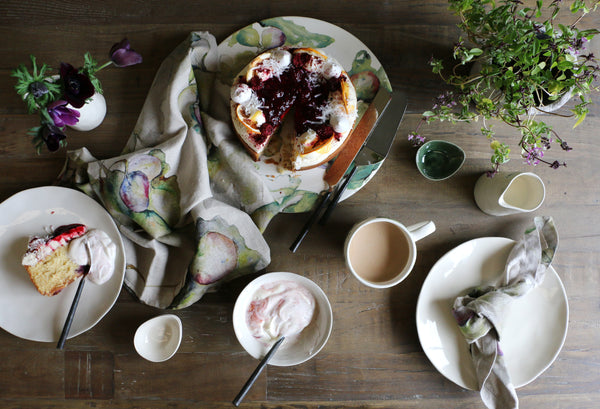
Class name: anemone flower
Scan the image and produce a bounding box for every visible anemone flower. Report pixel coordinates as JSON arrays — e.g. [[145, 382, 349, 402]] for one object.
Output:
[[60, 63, 95, 108], [40, 123, 67, 151], [109, 38, 143, 68], [47, 100, 80, 127]]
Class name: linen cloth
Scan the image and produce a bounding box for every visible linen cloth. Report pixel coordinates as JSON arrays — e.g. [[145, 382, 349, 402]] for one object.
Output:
[[452, 216, 558, 409], [59, 32, 284, 309]]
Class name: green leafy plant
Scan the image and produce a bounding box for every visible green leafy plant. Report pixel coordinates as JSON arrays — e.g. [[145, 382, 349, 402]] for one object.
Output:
[[409, 0, 599, 175]]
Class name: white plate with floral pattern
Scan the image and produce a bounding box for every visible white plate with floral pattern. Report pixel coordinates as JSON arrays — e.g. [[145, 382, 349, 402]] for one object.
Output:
[[0, 186, 125, 342], [416, 237, 568, 390], [217, 16, 392, 213]]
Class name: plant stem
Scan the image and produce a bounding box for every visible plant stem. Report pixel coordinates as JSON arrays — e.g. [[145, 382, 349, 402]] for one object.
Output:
[[95, 61, 113, 72]]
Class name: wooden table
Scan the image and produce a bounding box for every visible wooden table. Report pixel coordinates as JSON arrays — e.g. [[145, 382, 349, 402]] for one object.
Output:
[[1, 1, 599, 408]]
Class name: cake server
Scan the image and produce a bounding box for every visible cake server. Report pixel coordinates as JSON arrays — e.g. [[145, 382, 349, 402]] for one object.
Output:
[[323, 87, 393, 188], [290, 89, 405, 253], [318, 90, 408, 224]]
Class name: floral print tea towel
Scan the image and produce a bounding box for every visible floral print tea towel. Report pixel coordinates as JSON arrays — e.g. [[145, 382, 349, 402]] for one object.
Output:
[[60, 32, 275, 308], [452, 216, 558, 409]]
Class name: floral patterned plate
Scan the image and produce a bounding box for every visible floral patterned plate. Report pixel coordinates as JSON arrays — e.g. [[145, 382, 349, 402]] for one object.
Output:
[[217, 16, 392, 212], [0, 186, 126, 342]]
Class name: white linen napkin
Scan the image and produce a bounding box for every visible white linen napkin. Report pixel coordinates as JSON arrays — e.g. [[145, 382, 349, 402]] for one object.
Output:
[[59, 32, 279, 308], [452, 216, 559, 409]]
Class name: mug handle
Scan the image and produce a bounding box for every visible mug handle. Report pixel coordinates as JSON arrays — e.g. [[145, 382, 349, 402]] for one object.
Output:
[[406, 221, 436, 242]]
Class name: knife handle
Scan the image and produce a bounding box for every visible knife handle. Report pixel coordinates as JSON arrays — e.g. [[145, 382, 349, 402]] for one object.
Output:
[[289, 190, 332, 253], [319, 164, 357, 225]]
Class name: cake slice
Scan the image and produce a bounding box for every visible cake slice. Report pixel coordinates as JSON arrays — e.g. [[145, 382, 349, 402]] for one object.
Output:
[[22, 224, 88, 296]]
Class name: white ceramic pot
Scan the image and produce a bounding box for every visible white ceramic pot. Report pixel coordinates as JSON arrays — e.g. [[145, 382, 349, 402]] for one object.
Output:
[[68, 92, 107, 131]]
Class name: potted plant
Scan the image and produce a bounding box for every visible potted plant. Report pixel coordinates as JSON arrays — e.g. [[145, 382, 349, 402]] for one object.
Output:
[[409, 0, 599, 175]]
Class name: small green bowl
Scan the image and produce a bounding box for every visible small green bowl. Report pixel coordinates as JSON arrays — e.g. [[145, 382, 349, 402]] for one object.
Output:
[[416, 140, 465, 181]]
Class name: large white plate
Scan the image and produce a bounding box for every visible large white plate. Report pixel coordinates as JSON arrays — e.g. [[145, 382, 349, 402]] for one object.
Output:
[[416, 237, 568, 390], [0, 186, 126, 342], [217, 16, 392, 210]]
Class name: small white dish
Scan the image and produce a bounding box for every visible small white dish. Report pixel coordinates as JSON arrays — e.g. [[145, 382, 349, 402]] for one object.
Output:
[[134, 314, 182, 362], [416, 237, 568, 390], [233, 272, 333, 366]]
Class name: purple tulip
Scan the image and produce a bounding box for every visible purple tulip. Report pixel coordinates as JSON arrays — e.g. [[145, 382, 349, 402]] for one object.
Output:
[[40, 123, 66, 152], [47, 100, 80, 127], [109, 38, 143, 68], [60, 63, 95, 108]]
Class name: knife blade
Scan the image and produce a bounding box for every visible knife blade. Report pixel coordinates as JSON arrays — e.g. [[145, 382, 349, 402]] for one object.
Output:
[[354, 90, 407, 166], [318, 90, 408, 224], [290, 89, 405, 253], [323, 87, 392, 188]]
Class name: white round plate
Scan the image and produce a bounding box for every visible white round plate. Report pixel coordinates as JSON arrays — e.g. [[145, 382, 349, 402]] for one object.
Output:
[[218, 16, 391, 210], [233, 272, 333, 366], [416, 237, 568, 390], [0, 186, 126, 342]]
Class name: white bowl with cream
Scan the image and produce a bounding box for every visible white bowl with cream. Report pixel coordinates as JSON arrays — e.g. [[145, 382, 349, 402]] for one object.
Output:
[[233, 272, 333, 366], [134, 314, 182, 362]]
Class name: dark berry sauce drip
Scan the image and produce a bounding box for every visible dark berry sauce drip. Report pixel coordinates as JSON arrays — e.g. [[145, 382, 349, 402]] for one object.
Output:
[[242, 49, 344, 144]]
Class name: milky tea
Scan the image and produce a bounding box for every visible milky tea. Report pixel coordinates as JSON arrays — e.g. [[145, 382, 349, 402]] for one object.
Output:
[[347, 220, 412, 284]]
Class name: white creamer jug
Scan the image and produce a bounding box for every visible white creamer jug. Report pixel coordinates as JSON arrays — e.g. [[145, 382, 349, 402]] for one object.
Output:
[[474, 172, 545, 216]]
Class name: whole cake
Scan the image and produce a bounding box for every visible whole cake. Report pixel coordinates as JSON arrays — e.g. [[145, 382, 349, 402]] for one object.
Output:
[[22, 224, 117, 296], [230, 47, 358, 170]]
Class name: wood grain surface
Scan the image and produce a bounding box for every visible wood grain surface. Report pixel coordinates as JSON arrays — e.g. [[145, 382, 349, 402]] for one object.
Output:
[[0, 1, 599, 408]]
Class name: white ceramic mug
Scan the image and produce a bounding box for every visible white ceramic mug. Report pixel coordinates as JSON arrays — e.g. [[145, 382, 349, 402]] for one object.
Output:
[[344, 218, 436, 288], [473, 171, 545, 216]]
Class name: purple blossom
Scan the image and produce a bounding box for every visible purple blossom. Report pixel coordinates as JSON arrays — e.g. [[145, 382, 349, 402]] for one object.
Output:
[[550, 160, 561, 169], [525, 146, 544, 165], [29, 81, 49, 99], [110, 38, 143, 68], [47, 100, 80, 127], [560, 140, 572, 151], [60, 63, 95, 108], [408, 131, 426, 147], [39, 123, 66, 152]]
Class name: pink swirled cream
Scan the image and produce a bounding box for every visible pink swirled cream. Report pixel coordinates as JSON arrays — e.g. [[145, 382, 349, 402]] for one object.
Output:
[[246, 280, 316, 344]]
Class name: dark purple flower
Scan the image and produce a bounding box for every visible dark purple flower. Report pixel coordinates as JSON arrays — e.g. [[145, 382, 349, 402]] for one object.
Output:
[[40, 123, 66, 152], [29, 81, 49, 99], [47, 100, 80, 127], [60, 63, 95, 108], [110, 38, 143, 68], [560, 140, 572, 151]]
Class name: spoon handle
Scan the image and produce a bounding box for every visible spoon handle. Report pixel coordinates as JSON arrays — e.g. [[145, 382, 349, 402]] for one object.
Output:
[[232, 337, 285, 407], [56, 276, 86, 349]]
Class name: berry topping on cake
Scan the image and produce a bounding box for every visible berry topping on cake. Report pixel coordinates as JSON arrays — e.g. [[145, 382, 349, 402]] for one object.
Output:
[[230, 47, 358, 170]]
